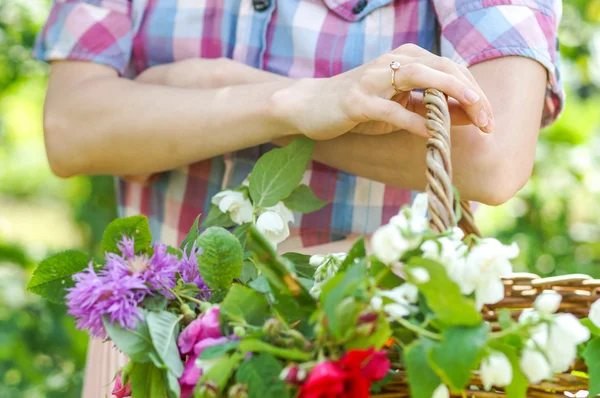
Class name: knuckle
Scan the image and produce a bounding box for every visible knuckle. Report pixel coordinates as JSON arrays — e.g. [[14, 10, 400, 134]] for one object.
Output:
[[399, 63, 420, 83], [342, 85, 364, 114], [399, 43, 420, 54]]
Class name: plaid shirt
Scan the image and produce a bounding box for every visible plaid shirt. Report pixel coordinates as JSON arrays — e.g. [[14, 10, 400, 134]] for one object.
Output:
[[34, 0, 564, 248]]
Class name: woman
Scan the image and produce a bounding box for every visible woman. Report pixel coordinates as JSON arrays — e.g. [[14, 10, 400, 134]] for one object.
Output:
[[34, 0, 562, 396]]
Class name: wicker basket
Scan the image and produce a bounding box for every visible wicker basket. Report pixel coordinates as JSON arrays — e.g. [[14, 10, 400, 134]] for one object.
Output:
[[372, 89, 600, 397]]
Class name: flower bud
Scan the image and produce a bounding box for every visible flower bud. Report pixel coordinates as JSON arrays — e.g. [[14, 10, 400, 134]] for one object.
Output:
[[233, 326, 246, 338], [358, 312, 379, 324], [355, 323, 376, 337], [227, 383, 249, 398], [280, 365, 306, 385], [534, 291, 562, 314], [263, 318, 283, 336], [197, 381, 219, 398], [180, 303, 196, 323]]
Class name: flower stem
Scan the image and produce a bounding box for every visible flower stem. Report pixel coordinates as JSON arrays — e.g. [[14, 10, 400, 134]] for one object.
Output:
[[169, 289, 185, 305], [490, 323, 528, 339], [394, 317, 441, 341], [180, 293, 205, 306]]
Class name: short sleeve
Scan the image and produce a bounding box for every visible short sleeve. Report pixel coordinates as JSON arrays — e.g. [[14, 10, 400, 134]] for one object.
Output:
[[32, 0, 134, 75], [433, 0, 564, 127]]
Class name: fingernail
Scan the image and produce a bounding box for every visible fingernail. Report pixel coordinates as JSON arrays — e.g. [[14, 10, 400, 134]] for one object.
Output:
[[477, 109, 488, 127], [485, 116, 494, 133], [464, 88, 480, 104]]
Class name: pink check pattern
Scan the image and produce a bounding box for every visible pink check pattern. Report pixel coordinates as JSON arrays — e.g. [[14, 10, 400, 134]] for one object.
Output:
[[34, 0, 564, 248]]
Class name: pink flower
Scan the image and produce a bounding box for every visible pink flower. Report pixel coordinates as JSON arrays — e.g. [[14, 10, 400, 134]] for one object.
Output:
[[342, 349, 390, 381], [177, 307, 221, 355], [112, 373, 131, 398], [178, 307, 228, 398]]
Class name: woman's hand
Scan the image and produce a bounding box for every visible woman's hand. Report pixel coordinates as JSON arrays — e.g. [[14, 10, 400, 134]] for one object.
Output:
[[274, 43, 493, 140]]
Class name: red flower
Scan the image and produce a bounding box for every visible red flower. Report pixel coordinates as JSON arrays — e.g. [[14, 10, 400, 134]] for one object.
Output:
[[298, 362, 347, 398], [298, 349, 390, 398], [112, 373, 132, 398], [340, 349, 390, 381]]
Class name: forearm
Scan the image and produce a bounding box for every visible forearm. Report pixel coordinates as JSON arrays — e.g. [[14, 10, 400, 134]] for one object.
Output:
[[44, 62, 294, 177]]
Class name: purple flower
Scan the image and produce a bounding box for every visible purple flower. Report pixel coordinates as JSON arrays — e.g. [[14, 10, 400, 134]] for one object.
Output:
[[109, 237, 181, 296], [179, 244, 210, 298], [66, 263, 148, 338]]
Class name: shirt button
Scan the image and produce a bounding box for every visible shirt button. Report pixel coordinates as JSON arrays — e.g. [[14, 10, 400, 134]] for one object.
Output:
[[352, 0, 368, 14], [252, 0, 270, 12]]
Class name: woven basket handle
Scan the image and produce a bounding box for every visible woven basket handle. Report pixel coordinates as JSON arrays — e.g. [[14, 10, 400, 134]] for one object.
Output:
[[422, 89, 481, 237]]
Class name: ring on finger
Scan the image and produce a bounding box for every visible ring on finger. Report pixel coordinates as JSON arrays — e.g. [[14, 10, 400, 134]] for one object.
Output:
[[390, 61, 402, 93]]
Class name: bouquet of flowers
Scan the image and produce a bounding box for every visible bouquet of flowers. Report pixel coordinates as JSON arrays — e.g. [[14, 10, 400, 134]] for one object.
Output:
[[27, 138, 600, 398]]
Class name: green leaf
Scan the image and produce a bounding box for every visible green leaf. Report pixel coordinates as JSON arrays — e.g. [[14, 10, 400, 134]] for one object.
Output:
[[220, 284, 269, 327], [582, 318, 600, 336], [248, 276, 272, 295], [26, 250, 90, 303], [405, 340, 442, 398], [233, 223, 252, 249], [584, 336, 600, 396], [143, 295, 168, 312], [241, 259, 258, 284], [238, 338, 312, 361], [180, 215, 201, 255], [339, 237, 366, 272], [201, 205, 236, 228], [129, 362, 167, 398], [196, 227, 243, 291], [281, 252, 314, 279], [489, 341, 528, 398], [202, 353, 244, 392], [235, 353, 290, 398], [345, 316, 392, 350], [245, 226, 314, 304], [429, 324, 489, 392], [102, 215, 152, 255], [165, 370, 181, 398], [199, 340, 240, 360], [369, 258, 403, 290], [146, 311, 184, 377], [283, 184, 327, 213], [321, 260, 367, 339], [249, 137, 314, 207], [103, 313, 154, 363], [406, 258, 481, 327]]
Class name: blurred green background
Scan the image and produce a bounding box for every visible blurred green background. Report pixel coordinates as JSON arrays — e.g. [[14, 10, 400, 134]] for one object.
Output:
[[0, 0, 599, 396]]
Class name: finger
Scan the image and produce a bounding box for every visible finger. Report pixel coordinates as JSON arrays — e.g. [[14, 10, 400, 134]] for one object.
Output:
[[390, 63, 489, 130], [412, 56, 494, 133], [402, 92, 471, 126], [363, 97, 429, 137]]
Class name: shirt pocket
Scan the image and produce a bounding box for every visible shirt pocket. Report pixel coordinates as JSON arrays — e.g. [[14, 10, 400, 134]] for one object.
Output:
[[322, 0, 394, 22]]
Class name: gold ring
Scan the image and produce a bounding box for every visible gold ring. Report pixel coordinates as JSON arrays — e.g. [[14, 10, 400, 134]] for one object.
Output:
[[390, 61, 401, 93]]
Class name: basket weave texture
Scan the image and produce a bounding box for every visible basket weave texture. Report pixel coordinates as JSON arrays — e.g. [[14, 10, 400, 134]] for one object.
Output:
[[373, 89, 599, 397]]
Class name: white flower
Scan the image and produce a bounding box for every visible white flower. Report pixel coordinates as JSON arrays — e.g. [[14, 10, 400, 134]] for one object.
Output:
[[552, 313, 591, 345], [544, 313, 590, 372], [371, 296, 383, 311], [432, 384, 449, 398], [590, 299, 600, 328], [211, 190, 253, 225], [256, 211, 290, 246], [463, 239, 518, 309], [520, 348, 552, 384], [372, 224, 408, 264], [534, 291, 562, 314], [409, 193, 429, 234], [255, 202, 295, 247], [383, 303, 412, 318], [267, 202, 295, 224], [380, 283, 419, 304], [449, 226, 465, 241], [410, 267, 430, 284], [480, 351, 513, 390], [378, 284, 419, 319]]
